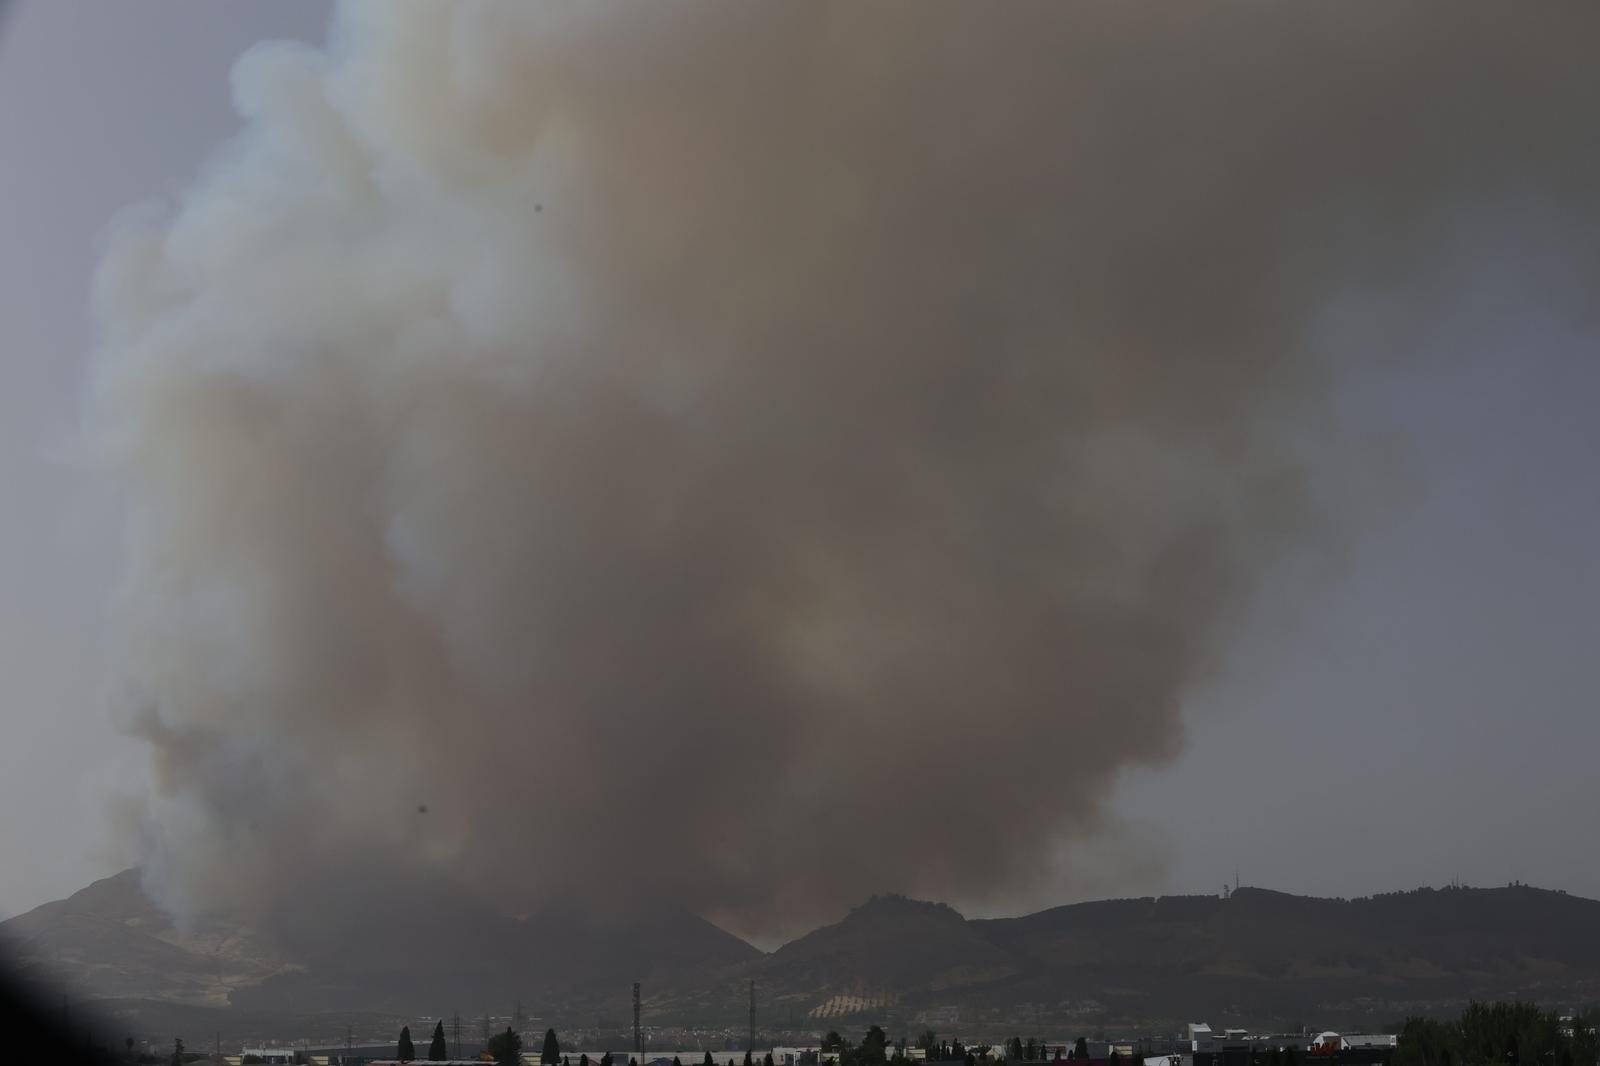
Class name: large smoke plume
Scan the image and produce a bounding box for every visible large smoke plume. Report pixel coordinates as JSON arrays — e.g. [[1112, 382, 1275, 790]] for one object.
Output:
[[91, 3, 1600, 940]]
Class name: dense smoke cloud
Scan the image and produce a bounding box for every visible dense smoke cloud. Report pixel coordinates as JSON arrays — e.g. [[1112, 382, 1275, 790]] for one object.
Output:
[[91, 2, 1600, 940]]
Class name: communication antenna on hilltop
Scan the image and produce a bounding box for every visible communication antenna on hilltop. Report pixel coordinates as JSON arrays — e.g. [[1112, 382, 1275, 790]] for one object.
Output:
[[634, 982, 643, 1062], [749, 979, 757, 1052]]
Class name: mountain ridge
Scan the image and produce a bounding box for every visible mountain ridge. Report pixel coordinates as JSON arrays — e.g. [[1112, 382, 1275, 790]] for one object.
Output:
[[5, 873, 1600, 1038]]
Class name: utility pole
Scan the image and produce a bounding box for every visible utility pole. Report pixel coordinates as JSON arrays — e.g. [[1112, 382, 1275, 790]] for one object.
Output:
[[634, 982, 643, 1063]]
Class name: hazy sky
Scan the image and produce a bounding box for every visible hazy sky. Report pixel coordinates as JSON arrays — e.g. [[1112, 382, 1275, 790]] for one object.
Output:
[[1, 2, 1597, 927]]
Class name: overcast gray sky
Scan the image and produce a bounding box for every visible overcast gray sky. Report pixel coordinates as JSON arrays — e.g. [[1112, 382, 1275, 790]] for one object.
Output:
[[1, 2, 1597, 926]]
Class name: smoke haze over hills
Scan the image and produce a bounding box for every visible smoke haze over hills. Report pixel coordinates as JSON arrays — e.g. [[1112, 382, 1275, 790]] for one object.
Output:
[[84, 1, 1600, 943], [8, 873, 1600, 1037]]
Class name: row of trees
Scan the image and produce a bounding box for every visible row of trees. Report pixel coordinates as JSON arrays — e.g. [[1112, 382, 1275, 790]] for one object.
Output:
[[394, 1026, 793, 1066], [395, 1020, 538, 1065], [821, 1028, 1105, 1066], [395, 1021, 454, 1062], [1397, 1004, 1600, 1066], [917, 1031, 1100, 1063]]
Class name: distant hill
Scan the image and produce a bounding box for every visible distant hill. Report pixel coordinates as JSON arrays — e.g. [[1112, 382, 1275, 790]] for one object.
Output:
[[754, 895, 1023, 1017], [745, 887, 1600, 1032], [6, 875, 1600, 1039], [0, 868, 295, 1008], [0, 869, 759, 1038]]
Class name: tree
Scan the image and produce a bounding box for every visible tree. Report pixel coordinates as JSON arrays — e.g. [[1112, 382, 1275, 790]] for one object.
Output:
[[1009, 1040, 1025, 1062], [398, 1025, 416, 1062], [1572, 1009, 1600, 1066], [747, 1052, 755, 1066], [1109, 1051, 1121, 1066], [919, 1034, 939, 1057], [705, 1054, 715, 1066], [1075, 1041, 1090, 1062], [602, 1054, 614, 1066], [430, 1021, 449, 1062], [171, 1038, 185, 1066], [543, 1030, 562, 1066], [1026, 1040, 1037, 1062], [489, 1028, 524, 1066], [674, 1057, 683, 1066], [864, 1027, 890, 1066], [580, 1054, 590, 1066], [824, 1034, 847, 1054], [768, 1055, 776, 1066], [1055, 1049, 1063, 1062]]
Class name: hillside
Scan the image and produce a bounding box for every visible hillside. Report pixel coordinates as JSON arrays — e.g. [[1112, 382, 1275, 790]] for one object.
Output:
[[747, 886, 1600, 1031], [754, 896, 1023, 1020], [0, 869, 760, 1037], [982, 886, 1600, 984], [6, 875, 1600, 1039], [0, 868, 296, 1008]]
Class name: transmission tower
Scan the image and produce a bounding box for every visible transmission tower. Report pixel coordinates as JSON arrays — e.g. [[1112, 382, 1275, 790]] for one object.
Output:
[[634, 982, 643, 1062]]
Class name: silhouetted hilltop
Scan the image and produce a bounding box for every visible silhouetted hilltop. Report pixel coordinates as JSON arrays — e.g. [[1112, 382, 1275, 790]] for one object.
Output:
[[6, 875, 1600, 1038]]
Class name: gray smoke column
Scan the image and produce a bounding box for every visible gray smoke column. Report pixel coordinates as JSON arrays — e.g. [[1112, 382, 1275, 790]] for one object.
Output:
[[90, 2, 1599, 938]]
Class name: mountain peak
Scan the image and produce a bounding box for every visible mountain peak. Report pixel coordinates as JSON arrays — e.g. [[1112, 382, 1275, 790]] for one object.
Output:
[[846, 894, 966, 923]]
